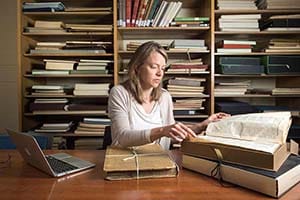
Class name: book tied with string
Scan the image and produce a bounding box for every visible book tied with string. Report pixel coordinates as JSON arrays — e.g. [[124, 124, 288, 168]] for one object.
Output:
[[103, 143, 178, 180]]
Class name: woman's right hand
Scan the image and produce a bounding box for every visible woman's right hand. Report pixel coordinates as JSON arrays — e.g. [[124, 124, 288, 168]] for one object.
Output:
[[163, 122, 197, 142]]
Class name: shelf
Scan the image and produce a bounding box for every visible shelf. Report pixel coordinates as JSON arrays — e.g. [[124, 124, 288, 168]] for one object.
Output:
[[215, 74, 300, 77], [215, 52, 300, 56], [215, 31, 300, 35], [24, 95, 109, 98], [215, 94, 300, 98], [215, 9, 300, 15], [24, 74, 113, 78], [25, 111, 108, 116], [23, 12, 113, 21], [24, 53, 113, 57], [24, 11, 113, 16], [165, 71, 210, 75], [118, 50, 210, 54], [23, 32, 113, 36], [171, 94, 210, 98], [118, 27, 210, 31], [215, 94, 270, 98]]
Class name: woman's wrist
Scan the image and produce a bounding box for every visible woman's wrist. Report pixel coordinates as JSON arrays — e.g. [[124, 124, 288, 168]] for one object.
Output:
[[150, 126, 169, 142], [193, 120, 209, 134]]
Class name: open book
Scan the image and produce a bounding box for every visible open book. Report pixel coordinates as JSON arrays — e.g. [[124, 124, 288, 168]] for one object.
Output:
[[198, 112, 292, 153]]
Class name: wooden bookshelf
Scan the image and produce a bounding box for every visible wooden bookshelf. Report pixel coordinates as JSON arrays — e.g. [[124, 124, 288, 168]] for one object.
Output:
[[18, 0, 115, 149], [213, 2, 300, 120], [18, 0, 300, 148], [117, 0, 213, 121]]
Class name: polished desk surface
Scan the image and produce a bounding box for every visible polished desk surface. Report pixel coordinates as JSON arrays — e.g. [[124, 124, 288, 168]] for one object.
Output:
[[0, 150, 299, 200]]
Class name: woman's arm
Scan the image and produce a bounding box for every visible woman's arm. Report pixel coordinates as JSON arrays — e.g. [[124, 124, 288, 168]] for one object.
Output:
[[108, 86, 197, 147], [150, 122, 196, 143], [108, 86, 152, 147]]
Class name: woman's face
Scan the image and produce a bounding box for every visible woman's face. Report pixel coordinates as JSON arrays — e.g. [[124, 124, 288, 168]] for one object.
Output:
[[138, 50, 166, 90]]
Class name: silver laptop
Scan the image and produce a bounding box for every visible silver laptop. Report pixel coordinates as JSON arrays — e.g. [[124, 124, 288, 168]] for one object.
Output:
[[6, 129, 96, 177]]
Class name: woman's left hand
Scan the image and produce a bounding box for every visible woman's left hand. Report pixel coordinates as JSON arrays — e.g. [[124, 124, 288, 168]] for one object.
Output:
[[207, 112, 230, 123]]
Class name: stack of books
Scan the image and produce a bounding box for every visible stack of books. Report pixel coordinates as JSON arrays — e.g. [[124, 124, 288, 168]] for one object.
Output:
[[31, 85, 66, 96], [73, 83, 110, 96], [30, 41, 109, 54], [72, 59, 112, 74], [74, 118, 111, 136], [34, 122, 73, 133], [272, 88, 300, 95], [173, 98, 206, 116], [167, 61, 208, 74], [256, 0, 300, 9], [217, 0, 257, 10], [216, 40, 256, 53], [24, 20, 66, 34], [214, 80, 250, 96], [30, 41, 65, 55], [169, 39, 208, 52], [44, 59, 76, 71], [262, 14, 300, 32], [218, 14, 261, 32], [170, 17, 210, 27], [32, 59, 75, 76], [22, 2, 65, 12], [166, 77, 206, 98], [264, 39, 300, 53], [74, 138, 103, 150], [125, 40, 172, 51], [181, 112, 300, 198], [65, 24, 113, 32], [29, 98, 68, 112]]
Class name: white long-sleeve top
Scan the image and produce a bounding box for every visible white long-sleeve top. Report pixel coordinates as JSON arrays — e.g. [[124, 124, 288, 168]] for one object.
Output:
[[108, 85, 175, 150]]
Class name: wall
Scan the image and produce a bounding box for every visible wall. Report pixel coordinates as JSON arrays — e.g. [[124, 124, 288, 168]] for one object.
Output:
[[0, 0, 19, 132]]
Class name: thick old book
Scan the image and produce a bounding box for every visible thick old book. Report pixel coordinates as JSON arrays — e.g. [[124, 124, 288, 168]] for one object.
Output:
[[103, 143, 178, 180], [182, 154, 300, 198], [182, 112, 294, 171]]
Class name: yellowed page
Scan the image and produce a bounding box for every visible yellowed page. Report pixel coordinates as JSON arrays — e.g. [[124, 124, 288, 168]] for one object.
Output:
[[206, 112, 292, 144]]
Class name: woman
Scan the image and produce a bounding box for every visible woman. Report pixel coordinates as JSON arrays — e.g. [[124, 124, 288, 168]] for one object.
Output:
[[108, 41, 228, 150]]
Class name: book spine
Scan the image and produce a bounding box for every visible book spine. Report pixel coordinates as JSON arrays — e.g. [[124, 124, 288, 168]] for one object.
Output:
[[142, 0, 154, 27], [137, 0, 149, 27], [131, 0, 140, 27], [174, 17, 210, 22], [125, 0, 132, 27], [146, 0, 160, 26]]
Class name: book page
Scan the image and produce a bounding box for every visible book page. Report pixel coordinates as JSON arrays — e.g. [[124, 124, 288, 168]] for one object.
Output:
[[196, 135, 281, 154], [206, 112, 292, 144]]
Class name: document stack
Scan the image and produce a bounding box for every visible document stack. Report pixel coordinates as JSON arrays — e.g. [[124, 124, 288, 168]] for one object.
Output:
[[73, 83, 110, 96], [74, 118, 111, 136], [218, 14, 261, 32], [181, 112, 300, 198]]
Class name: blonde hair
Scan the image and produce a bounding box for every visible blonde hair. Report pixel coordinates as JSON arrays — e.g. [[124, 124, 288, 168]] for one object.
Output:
[[122, 41, 168, 104]]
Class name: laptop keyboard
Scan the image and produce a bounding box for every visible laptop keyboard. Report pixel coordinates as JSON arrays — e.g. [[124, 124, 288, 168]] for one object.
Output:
[[46, 156, 78, 174]]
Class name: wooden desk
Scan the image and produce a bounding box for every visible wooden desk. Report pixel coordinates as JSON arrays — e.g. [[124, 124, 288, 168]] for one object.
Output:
[[0, 150, 299, 200]]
